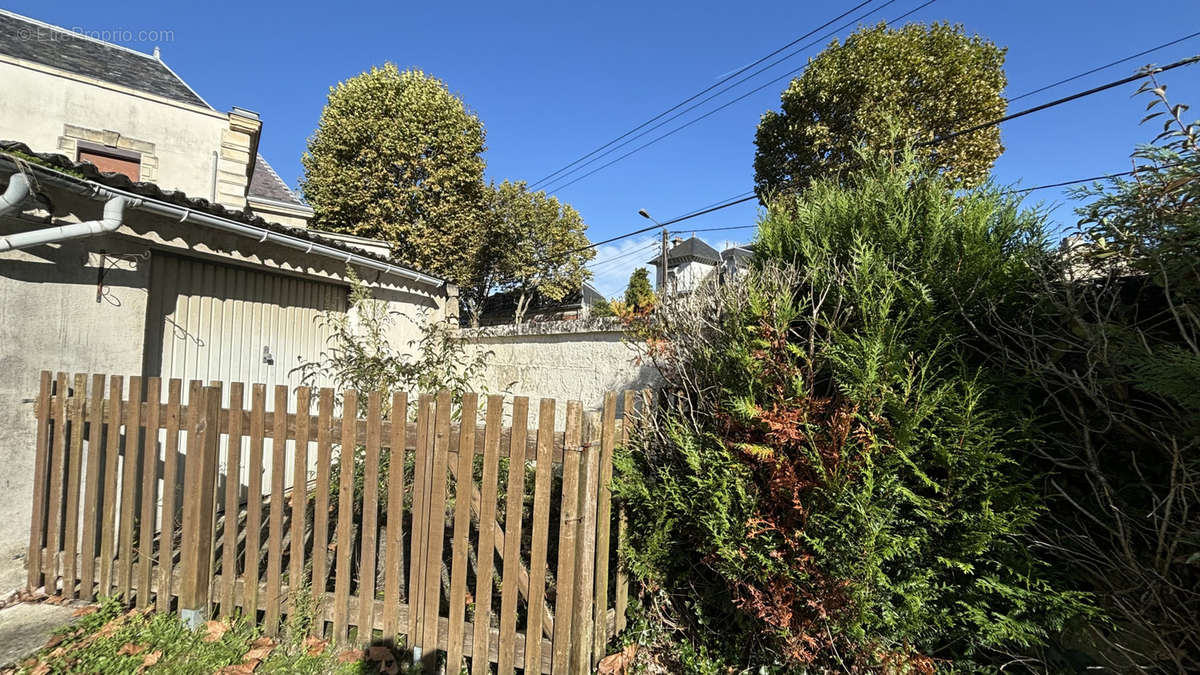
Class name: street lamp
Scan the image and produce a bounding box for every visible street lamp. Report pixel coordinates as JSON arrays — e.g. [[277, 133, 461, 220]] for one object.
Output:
[[639, 209, 668, 292]]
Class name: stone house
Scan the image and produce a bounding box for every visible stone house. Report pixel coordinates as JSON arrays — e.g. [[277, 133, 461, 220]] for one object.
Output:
[[0, 10, 454, 582]]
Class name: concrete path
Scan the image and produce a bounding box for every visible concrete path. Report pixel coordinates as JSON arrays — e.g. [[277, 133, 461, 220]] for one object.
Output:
[[0, 602, 77, 667]]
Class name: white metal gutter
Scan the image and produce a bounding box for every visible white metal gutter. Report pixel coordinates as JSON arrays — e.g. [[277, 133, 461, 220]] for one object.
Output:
[[0, 161, 444, 288], [0, 194, 127, 252]]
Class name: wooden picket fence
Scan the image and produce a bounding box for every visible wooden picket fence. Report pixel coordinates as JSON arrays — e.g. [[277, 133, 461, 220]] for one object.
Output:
[[27, 370, 646, 674]]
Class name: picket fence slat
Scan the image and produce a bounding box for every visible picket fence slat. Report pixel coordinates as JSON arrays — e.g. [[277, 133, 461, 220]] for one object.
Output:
[[98, 375, 124, 598], [221, 382, 245, 618], [310, 387, 334, 633], [156, 379, 182, 612], [290, 386, 311, 619], [62, 373, 86, 599], [446, 392, 478, 673], [593, 391, 618, 659], [245, 383, 266, 619], [551, 401, 583, 675], [358, 391, 382, 638], [137, 376, 161, 608], [381, 392, 408, 641], [408, 393, 432, 652], [332, 389, 357, 642], [572, 412, 602, 674], [80, 373, 105, 601], [265, 385, 288, 634], [471, 394, 503, 675], [497, 396, 530, 675], [25, 373, 642, 674]]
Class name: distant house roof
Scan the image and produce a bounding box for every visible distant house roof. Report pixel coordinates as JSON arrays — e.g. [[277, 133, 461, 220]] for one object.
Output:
[[475, 282, 604, 326], [248, 154, 307, 208], [1, 139, 438, 281], [647, 235, 720, 267], [721, 245, 753, 264], [0, 10, 211, 109]]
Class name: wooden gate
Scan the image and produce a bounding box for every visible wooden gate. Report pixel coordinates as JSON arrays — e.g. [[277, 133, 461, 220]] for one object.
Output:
[[26, 370, 644, 673]]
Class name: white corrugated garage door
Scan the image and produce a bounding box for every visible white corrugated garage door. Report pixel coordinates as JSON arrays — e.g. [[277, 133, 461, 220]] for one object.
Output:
[[144, 253, 347, 395]]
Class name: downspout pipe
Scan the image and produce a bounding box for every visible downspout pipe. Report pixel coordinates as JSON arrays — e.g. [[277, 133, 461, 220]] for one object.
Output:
[[0, 195, 128, 252], [0, 173, 30, 217]]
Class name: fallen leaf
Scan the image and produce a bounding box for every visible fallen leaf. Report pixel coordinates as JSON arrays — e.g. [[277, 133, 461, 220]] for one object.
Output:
[[117, 643, 146, 656], [94, 615, 128, 639], [43, 634, 66, 650], [243, 637, 274, 661], [71, 605, 99, 617], [336, 649, 362, 663], [43, 595, 64, 605], [47, 648, 65, 659], [202, 620, 228, 643], [142, 650, 162, 667], [217, 659, 260, 674], [303, 636, 327, 656], [29, 664, 50, 675], [597, 643, 639, 675]]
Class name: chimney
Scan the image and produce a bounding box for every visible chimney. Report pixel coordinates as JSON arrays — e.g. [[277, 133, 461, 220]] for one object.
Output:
[[671, 236, 684, 247], [214, 108, 262, 209]]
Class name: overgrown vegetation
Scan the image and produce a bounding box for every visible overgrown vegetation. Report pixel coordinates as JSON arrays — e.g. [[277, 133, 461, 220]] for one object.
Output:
[[978, 80, 1200, 670], [293, 270, 490, 414], [616, 150, 1095, 671]]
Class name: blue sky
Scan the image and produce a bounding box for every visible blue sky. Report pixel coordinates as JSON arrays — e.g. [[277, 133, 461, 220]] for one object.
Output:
[[10, 1, 1200, 296]]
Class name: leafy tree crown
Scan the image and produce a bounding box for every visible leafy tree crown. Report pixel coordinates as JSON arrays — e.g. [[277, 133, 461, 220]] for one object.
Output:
[[754, 21, 1007, 196], [301, 64, 487, 284]]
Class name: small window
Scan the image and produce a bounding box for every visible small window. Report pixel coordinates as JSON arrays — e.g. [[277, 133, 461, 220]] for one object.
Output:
[[77, 142, 140, 181]]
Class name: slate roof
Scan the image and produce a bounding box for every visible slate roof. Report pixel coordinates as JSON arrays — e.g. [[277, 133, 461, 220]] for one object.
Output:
[[0, 10, 210, 109], [647, 235, 720, 266], [248, 154, 307, 208], [0, 139, 438, 280]]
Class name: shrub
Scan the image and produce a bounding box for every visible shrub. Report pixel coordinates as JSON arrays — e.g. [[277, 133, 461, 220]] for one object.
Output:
[[616, 151, 1093, 671], [982, 81, 1200, 670]]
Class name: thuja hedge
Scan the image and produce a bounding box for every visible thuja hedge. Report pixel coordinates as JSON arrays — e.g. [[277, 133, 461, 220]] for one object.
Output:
[[614, 154, 1095, 672]]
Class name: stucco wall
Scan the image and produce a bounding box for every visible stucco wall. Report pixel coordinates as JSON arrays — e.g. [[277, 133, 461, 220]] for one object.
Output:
[[0, 58, 231, 199], [0, 218, 150, 575], [461, 318, 659, 426]]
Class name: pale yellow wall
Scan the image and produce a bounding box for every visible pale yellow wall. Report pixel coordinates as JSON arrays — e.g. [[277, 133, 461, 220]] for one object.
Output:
[[0, 58, 231, 199]]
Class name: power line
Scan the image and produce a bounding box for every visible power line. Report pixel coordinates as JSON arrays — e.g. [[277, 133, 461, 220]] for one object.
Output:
[[569, 54, 1200, 253], [1011, 161, 1188, 193], [1009, 30, 1200, 103], [921, 54, 1200, 146], [543, 22, 1195, 195], [541, 0, 938, 194], [530, 0, 883, 190], [586, 242, 658, 270]]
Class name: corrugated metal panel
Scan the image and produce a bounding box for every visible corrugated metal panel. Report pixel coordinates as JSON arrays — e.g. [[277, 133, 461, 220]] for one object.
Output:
[[145, 253, 347, 398]]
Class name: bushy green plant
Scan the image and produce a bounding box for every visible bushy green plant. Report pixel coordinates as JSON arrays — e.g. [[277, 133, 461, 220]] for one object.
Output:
[[616, 151, 1092, 671], [982, 80, 1200, 670]]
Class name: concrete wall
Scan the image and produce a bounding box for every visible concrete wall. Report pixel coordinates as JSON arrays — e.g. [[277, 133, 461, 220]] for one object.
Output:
[[0, 58, 245, 205], [461, 318, 659, 426]]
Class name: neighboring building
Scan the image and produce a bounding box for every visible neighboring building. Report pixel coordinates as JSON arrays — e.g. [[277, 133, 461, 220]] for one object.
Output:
[[0, 10, 310, 225], [649, 235, 751, 294], [474, 281, 605, 326], [0, 11, 453, 584]]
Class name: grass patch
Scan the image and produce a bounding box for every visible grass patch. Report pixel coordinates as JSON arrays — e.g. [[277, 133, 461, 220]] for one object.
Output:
[[14, 597, 415, 674]]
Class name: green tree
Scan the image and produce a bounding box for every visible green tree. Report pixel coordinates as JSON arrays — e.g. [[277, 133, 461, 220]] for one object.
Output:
[[754, 22, 1006, 196], [623, 267, 655, 311], [590, 297, 616, 318], [301, 64, 487, 284], [470, 180, 594, 324]]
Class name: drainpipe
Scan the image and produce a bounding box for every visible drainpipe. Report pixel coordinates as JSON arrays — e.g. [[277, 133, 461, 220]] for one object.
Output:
[[0, 173, 30, 217], [0, 195, 128, 252]]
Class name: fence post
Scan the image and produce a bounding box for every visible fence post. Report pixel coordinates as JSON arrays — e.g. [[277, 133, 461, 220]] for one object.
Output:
[[571, 411, 602, 674], [178, 384, 221, 628]]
